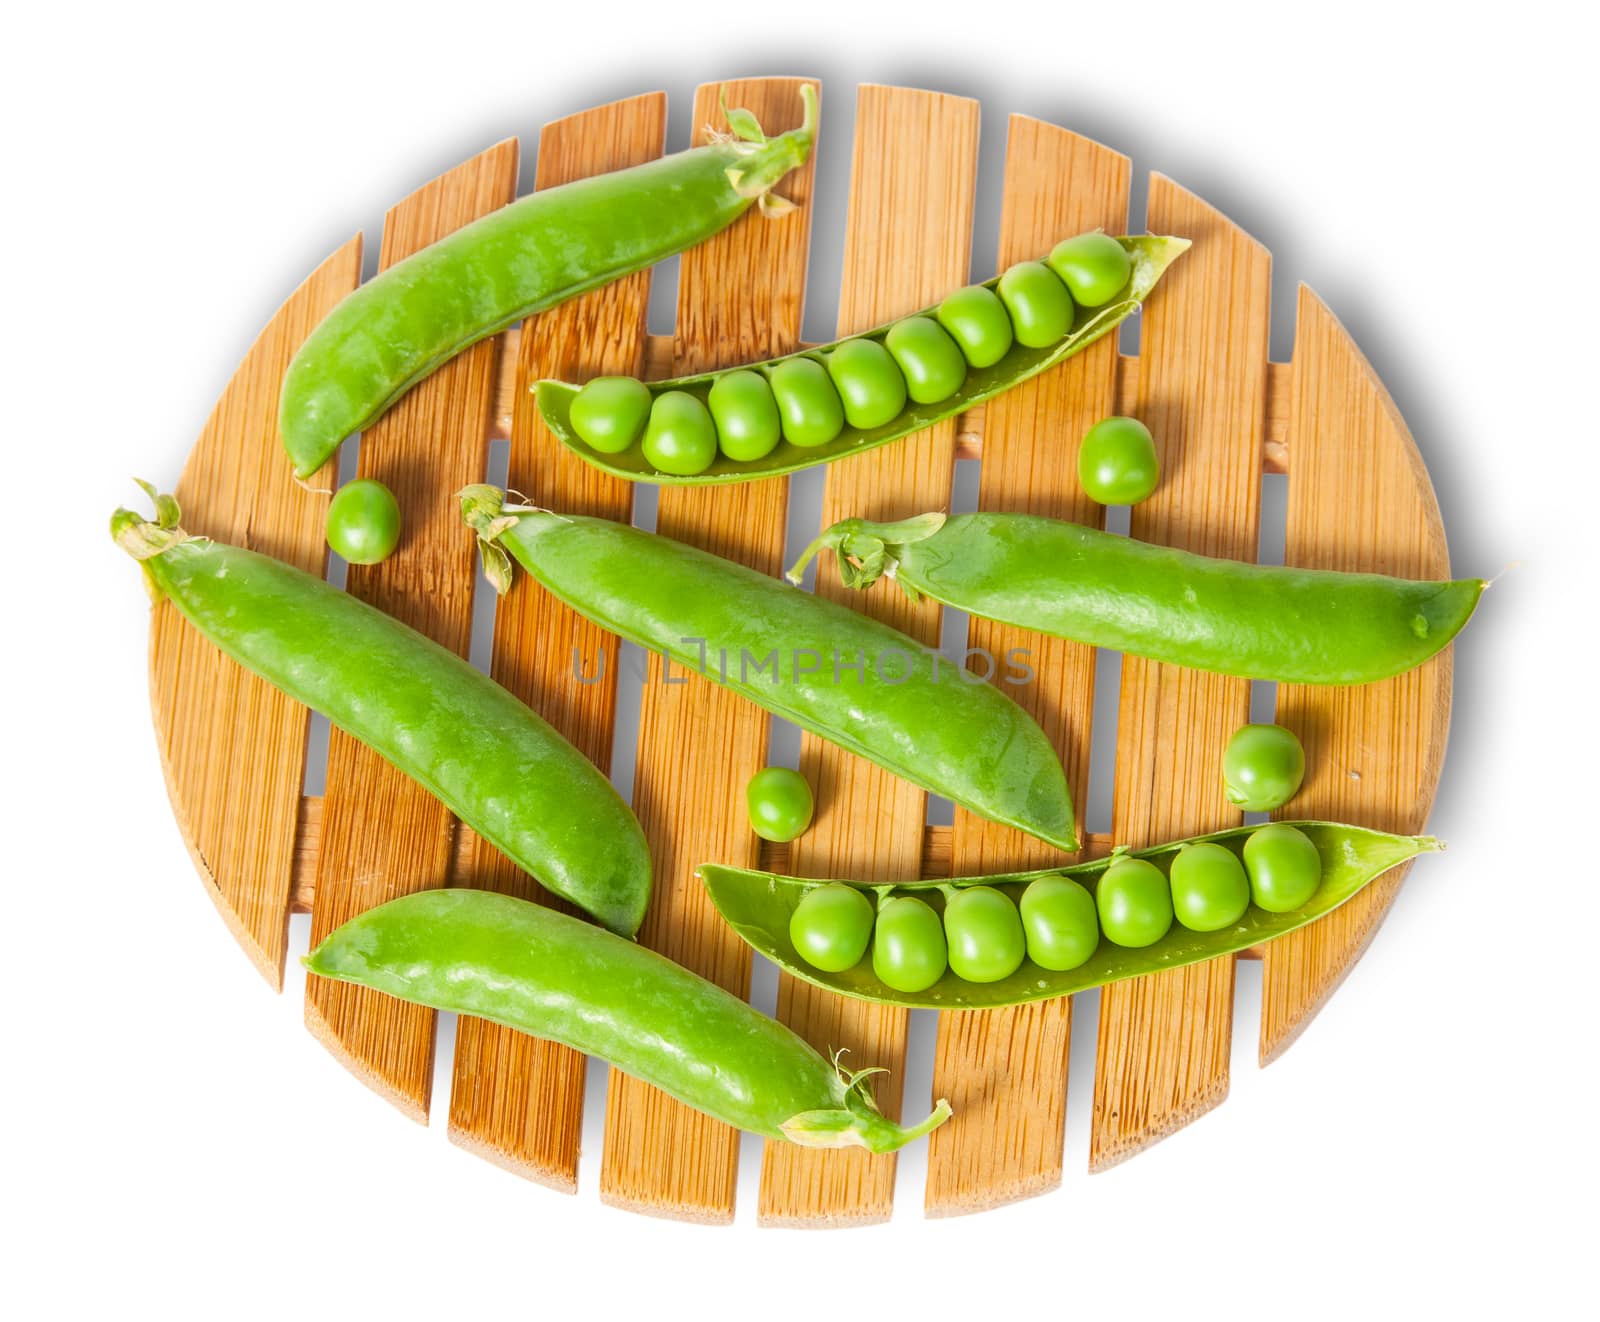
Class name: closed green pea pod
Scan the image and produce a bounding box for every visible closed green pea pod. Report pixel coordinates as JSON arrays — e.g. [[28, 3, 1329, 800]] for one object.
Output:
[[642, 390, 717, 476], [465, 488, 1077, 851], [936, 284, 1014, 368], [113, 488, 651, 935], [885, 316, 967, 404], [708, 370, 782, 462], [826, 337, 908, 430], [280, 85, 818, 479], [998, 261, 1075, 347], [768, 356, 845, 448], [570, 376, 652, 455], [306, 889, 951, 1152], [791, 511, 1486, 687]]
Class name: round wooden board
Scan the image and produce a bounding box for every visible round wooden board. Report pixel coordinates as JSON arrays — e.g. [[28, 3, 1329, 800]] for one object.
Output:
[[145, 78, 1453, 1224]]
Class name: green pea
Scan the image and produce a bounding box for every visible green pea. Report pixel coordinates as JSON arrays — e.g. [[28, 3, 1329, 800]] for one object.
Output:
[[872, 895, 947, 993], [641, 391, 717, 476], [768, 357, 845, 448], [569, 376, 652, 455], [1243, 824, 1322, 913], [1168, 843, 1251, 932], [996, 261, 1075, 348], [936, 285, 1015, 368], [708, 370, 781, 462], [789, 884, 874, 973], [1223, 724, 1306, 812], [1096, 856, 1173, 948], [942, 886, 1026, 983], [884, 316, 967, 405], [325, 478, 401, 565], [1018, 876, 1099, 971], [746, 766, 814, 843], [1079, 416, 1160, 505], [825, 338, 908, 430], [1046, 232, 1133, 308]]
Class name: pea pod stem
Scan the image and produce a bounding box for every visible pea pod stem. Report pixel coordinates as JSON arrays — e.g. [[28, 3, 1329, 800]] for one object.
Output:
[[462, 485, 1078, 851], [700, 822, 1442, 1010], [304, 889, 950, 1153], [280, 85, 818, 479], [113, 485, 652, 935], [535, 234, 1189, 485], [791, 511, 1485, 686]]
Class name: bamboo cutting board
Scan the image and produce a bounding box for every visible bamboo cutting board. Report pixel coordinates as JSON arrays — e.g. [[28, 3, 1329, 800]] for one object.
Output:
[[145, 78, 1455, 1223]]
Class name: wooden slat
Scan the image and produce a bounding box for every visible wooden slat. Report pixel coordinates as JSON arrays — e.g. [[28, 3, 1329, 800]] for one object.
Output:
[[151, 236, 362, 989], [304, 141, 519, 1121], [1090, 175, 1271, 1170], [1259, 286, 1452, 1061], [445, 95, 665, 1189], [759, 84, 979, 1227], [926, 118, 1129, 1216], [599, 78, 818, 1224]]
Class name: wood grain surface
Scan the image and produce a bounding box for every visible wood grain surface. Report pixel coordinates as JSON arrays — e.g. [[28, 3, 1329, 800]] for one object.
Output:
[[1090, 174, 1271, 1170], [924, 116, 1130, 1216], [758, 84, 979, 1227], [149, 80, 1456, 1221], [304, 141, 519, 1122], [599, 78, 818, 1224], [150, 237, 361, 989], [1259, 285, 1453, 1062], [446, 94, 665, 1189]]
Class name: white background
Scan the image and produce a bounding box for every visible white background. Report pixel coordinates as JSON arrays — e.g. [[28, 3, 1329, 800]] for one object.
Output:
[[7, 2, 1596, 1316]]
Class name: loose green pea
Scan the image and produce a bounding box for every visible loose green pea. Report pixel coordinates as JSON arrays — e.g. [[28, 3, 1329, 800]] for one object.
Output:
[[768, 357, 845, 448], [789, 884, 874, 973], [1046, 232, 1132, 308], [1096, 856, 1174, 948], [1223, 724, 1306, 812], [936, 285, 1015, 368], [708, 370, 782, 462], [884, 316, 967, 405], [1018, 876, 1099, 971], [825, 338, 908, 430], [1168, 843, 1251, 932], [1243, 824, 1322, 913], [641, 391, 717, 476], [325, 478, 401, 565], [746, 766, 814, 843], [569, 376, 652, 455], [943, 886, 1026, 983], [997, 261, 1075, 348], [872, 895, 947, 993], [1079, 416, 1160, 505]]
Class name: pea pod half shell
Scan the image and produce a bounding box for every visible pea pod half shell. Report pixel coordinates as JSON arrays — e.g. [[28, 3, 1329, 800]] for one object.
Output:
[[112, 485, 650, 935], [699, 822, 1441, 1009], [534, 234, 1189, 484], [462, 486, 1077, 851], [280, 85, 818, 479], [789, 511, 1486, 686], [305, 888, 951, 1152]]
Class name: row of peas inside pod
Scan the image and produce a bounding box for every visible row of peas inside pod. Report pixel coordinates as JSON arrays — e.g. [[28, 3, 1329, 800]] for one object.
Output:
[[565, 232, 1135, 476], [789, 823, 1325, 993]]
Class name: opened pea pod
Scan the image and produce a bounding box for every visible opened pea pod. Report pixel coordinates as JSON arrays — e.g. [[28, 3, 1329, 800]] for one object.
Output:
[[536, 232, 1190, 483], [699, 822, 1441, 1010]]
